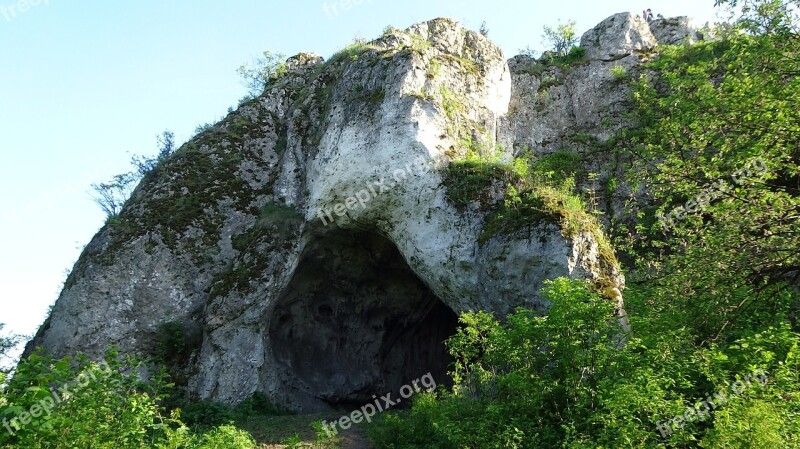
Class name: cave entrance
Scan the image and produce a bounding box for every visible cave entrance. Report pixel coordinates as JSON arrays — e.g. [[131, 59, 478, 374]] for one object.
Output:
[[269, 231, 458, 408]]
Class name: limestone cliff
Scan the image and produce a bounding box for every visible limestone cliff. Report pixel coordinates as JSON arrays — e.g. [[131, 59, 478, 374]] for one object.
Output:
[[27, 13, 702, 411]]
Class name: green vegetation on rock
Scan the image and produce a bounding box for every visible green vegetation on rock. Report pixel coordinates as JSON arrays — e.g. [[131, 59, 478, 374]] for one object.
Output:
[[443, 152, 617, 279]]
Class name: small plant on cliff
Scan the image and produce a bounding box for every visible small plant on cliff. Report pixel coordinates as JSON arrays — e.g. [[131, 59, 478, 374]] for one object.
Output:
[[610, 64, 628, 80], [479, 21, 490, 36], [91, 130, 176, 218]]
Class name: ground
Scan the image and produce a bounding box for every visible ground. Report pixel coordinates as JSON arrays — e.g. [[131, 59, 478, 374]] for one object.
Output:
[[236, 413, 374, 449]]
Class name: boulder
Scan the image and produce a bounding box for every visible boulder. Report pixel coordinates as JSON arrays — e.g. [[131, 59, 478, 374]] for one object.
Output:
[[580, 12, 658, 60]]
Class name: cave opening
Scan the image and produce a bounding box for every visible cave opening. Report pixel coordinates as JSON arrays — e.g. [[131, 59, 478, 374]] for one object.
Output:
[[268, 231, 458, 409]]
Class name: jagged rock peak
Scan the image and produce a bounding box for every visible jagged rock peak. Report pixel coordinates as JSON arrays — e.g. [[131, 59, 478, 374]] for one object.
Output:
[[580, 12, 702, 61]]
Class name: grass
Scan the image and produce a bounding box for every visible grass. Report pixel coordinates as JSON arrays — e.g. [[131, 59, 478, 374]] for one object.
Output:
[[610, 64, 628, 80], [232, 203, 303, 252], [539, 75, 563, 91], [427, 58, 442, 79], [518, 62, 548, 76], [235, 414, 329, 447], [438, 53, 481, 77], [234, 413, 375, 448], [439, 87, 464, 120], [443, 160, 517, 209], [326, 40, 374, 66], [556, 46, 588, 66], [531, 150, 584, 179], [408, 32, 431, 53], [347, 87, 386, 110], [409, 89, 436, 102], [174, 395, 349, 448]]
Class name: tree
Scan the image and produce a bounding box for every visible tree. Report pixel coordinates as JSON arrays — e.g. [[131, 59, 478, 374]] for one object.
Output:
[[90, 173, 137, 218], [621, 27, 800, 342], [715, 0, 799, 34], [91, 130, 176, 218], [0, 323, 21, 373], [542, 20, 578, 56], [237, 50, 287, 100]]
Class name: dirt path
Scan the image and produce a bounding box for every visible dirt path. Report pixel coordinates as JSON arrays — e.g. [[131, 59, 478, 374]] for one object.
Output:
[[338, 425, 373, 449]]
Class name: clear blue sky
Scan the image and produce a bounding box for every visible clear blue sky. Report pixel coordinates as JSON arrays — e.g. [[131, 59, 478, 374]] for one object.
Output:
[[0, 0, 722, 339]]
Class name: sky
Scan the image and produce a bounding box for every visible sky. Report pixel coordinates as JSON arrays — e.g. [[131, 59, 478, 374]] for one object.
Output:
[[0, 0, 724, 340]]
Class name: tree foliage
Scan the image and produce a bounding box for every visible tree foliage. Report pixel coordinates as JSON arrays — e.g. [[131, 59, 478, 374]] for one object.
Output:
[[542, 20, 578, 56], [0, 325, 21, 375], [618, 29, 800, 344], [715, 0, 800, 34], [370, 279, 800, 447]]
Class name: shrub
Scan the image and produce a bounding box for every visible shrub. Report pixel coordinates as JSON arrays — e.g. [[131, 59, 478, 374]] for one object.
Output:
[[370, 278, 624, 448], [369, 280, 800, 448], [234, 392, 289, 417], [558, 45, 587, 65], [0, 350, 259, 449], [181, 401, 236, 429]]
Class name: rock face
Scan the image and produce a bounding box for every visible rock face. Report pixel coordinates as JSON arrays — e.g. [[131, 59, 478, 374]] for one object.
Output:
[[28, 13, 704, 411], [580, 13, 658, 60], [649, 16, 702, 45]]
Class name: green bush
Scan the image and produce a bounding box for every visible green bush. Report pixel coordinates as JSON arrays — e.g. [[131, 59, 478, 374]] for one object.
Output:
[[194, 425, 255, 449], [234, 392, 289, 417], [369, 279, 800, 448], [180, 401, 236, 429], [558, 46, 587, 65], [371, 278, 624, 448], [0, 350, 258, 449], [179, 392, 290, 430]]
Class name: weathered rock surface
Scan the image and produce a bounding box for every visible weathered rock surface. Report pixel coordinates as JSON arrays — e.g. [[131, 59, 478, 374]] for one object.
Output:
[[581, 13, 658, 61], [649, 16, 702, 45], [27, 12, 706, 411]]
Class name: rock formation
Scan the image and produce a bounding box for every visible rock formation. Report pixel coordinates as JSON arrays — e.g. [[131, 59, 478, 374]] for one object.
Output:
[[27, 13, 702, 410]]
